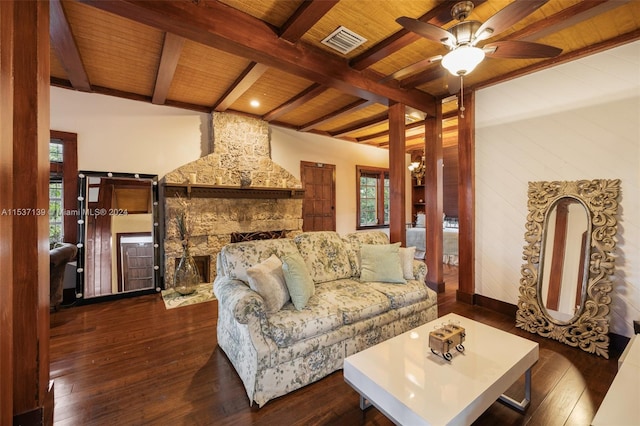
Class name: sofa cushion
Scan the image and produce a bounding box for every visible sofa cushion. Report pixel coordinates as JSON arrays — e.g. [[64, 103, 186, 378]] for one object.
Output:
[[246, 254, 289, 313], [265, 300, 343, 348], [293, 231, 352, 283], [220, 238, 299, 283], [360, 243, 406, 284], [342, 231, 391, 277], [368, 280, 431, 309], [315, 279, 391, 324], [281, 252, 315, 310]]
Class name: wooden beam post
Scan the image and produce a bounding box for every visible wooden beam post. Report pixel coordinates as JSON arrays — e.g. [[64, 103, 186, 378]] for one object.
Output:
[[0, 1, 15, 424], [388, 102, 406, 246], [7, 1, 53, 423], [457, 90, 475, 304], [425, 102, 444, 292]]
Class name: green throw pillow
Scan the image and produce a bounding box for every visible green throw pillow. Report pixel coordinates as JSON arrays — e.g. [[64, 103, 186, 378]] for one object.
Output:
[[281, 252, 315, 310], [360, 243, 406, 284]]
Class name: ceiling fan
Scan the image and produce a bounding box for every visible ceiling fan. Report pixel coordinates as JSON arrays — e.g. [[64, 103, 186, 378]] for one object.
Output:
[[397, 0, 562, 114]]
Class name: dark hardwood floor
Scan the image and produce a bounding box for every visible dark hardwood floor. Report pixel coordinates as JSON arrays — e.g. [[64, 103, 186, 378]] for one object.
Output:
[[50, 265, 620, 425]]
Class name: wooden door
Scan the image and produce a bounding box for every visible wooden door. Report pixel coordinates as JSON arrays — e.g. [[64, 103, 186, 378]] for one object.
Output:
[[301, 161, 336, 232], [120, 242, 154, 291]]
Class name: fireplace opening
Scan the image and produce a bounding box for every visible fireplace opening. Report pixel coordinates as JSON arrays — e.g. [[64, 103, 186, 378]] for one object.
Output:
[[174, 255, 211, 283], [230, 230, 287, 243]]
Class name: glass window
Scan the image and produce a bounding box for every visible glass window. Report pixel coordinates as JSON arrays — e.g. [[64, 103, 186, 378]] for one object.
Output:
[[49, 141, 63, 163], [356, 166, 389, 229], [49, 179, 63, 244]]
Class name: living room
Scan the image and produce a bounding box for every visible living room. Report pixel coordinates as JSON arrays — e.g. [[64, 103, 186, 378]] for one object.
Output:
[[50, 39, 640, 425], [2, 0, 639, 424]]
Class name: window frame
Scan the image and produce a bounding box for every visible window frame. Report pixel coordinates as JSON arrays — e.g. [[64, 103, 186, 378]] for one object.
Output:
[[356, 165, 389, 230], [50, 130, 78, 244]]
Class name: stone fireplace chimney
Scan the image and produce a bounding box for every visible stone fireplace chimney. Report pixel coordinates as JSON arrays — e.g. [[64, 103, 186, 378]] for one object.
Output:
[[162, 112, 303, 286]]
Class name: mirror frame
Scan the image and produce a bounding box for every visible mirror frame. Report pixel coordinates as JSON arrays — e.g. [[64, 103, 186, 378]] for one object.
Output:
[[516, 179, 620, 358], [75, 171, 161, 301]]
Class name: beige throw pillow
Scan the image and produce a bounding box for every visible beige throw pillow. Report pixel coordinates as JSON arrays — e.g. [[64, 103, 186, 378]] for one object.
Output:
[[399, 246, 416, 280], [246, 254, 290, 313]]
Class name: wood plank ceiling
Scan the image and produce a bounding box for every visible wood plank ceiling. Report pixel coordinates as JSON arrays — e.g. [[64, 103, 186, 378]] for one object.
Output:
[[50, 0, 640, 152]]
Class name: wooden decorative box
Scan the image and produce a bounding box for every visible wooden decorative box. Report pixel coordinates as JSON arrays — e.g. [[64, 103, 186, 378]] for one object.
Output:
[[429, 323, 466, 361]]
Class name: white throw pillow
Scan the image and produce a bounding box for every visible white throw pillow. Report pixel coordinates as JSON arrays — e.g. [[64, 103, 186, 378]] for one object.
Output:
[[246, 254, 290, 313], [399, 246, 416, 280]]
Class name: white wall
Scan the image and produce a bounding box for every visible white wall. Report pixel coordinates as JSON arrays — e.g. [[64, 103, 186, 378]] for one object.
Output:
[[271, 126, 412, 234], [50, 87, 208, 177], [51, 87, 411, 236], [476, 40, 640, 337]]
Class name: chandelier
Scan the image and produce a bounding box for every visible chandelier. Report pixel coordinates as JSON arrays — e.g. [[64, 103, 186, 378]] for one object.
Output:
[[408, 151, 425, 185]]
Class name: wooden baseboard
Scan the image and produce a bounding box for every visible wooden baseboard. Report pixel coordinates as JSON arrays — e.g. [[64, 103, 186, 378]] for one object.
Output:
[[13, 407, 43, 426], [456, 290, 474, 305], [474, 294, 517, 318], [610, 332, 631, 357], [469, 293, 631, 358], [12, 381, 53, 426], [427, 280, 445, 293]]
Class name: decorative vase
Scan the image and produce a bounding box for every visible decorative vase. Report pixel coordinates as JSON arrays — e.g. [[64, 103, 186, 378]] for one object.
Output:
[[173, 246, 200, 295]]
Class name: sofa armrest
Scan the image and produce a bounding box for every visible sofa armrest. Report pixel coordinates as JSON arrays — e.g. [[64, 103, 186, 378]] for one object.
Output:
[[412, 260, 427, 283], [213, 276, 267, 324]]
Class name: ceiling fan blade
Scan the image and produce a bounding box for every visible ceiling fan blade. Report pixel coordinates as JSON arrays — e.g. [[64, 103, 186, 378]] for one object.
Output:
[[396, 16, 456, 48], [474, 0, 548, 42], [484, 40, 562, 59]]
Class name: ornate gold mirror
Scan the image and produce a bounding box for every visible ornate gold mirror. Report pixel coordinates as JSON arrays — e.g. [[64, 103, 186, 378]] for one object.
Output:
[[516, 179, 620, 358]]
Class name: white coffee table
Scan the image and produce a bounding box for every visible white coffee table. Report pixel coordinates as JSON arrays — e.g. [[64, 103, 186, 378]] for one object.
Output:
[[344, 313, 538, 426]]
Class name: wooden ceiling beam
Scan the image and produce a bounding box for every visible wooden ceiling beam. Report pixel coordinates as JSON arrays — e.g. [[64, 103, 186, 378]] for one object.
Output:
[[400, 64, 445, 89], [329, 112, 389, 137], [513, 0, 622, 42], [396, 1, 628, 90], [350, 0, 486, 71], [80, 0, 436, 115], [51, 77, 212, 113], [356, 120, 424, 143], [279, 0, 340, 43], [152, 33, 185, 105], [298, 99, 375, 132], [350, 1, 458, 71], [262, 83, 326, 121], [213, 62, 269, 112], [50, 0, 91, 92]]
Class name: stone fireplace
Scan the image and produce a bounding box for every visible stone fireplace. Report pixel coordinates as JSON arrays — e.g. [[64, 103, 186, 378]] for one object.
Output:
[[162, 112, 303, 285]]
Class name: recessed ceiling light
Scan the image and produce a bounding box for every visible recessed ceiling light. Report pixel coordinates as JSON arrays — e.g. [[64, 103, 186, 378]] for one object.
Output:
[[250, 99, 260, 108]]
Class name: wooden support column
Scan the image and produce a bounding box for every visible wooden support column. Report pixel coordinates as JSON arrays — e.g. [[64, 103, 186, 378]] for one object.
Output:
[[0, 1, 15, 424], [425, 102, 444, 292], [457, 90, 476, 304], [6, 1, 53, 424], [388, 102, 406, 246]]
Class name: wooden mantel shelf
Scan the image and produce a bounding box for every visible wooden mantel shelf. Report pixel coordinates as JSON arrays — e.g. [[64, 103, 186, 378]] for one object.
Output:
[[163, 183, 304, 199]]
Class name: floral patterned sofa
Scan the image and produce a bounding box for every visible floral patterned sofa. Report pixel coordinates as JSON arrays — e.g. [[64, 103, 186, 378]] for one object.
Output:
[[213, 230, 438, 407]]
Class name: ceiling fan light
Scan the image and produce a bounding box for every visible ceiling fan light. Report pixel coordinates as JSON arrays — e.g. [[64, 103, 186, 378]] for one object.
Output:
[[441, 46, 485, 76]]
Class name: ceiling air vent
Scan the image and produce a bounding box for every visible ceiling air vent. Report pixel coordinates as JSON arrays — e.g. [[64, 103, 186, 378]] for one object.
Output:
[[321, 26, 367, 54]]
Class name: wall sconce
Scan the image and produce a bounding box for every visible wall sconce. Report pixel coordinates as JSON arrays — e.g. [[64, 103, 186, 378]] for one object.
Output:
[[408, 151, 425, 185]]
